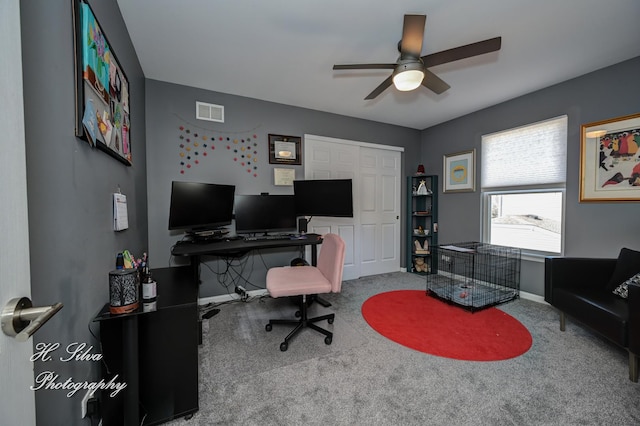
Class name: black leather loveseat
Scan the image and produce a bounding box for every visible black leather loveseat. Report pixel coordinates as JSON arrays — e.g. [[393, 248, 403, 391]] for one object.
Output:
[[544, 248, 640, 382]]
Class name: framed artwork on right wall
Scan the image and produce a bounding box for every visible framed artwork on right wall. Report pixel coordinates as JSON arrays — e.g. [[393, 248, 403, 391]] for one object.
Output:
[[580, 113, 640, 202]]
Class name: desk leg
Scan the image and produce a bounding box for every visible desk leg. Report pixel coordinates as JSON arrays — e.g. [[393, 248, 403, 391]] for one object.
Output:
[[122, 316, 139, 426], [191, 255, 201, 284], [191, 255, 203, 345]]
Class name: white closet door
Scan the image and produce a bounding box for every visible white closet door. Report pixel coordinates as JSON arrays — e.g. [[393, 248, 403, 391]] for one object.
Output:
[[359, 147, 401, 276], [304, 135, 402, 280]]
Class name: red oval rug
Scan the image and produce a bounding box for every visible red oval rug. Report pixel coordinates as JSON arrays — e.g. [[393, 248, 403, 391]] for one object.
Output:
[[361, 290, 532, 361]]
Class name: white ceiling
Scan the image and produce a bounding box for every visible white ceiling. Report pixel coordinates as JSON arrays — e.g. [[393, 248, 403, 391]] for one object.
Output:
[[116, 0, 640, 130]]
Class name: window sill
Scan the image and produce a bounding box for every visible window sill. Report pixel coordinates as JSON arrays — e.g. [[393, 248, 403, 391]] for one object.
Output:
[[521, 252, 560, 263]]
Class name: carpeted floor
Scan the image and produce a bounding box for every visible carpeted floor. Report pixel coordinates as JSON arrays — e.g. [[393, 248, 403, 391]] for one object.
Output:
[[165, 272, 640, 425]]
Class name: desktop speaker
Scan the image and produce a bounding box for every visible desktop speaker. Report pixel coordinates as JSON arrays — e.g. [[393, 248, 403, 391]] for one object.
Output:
[[298, 218, 308, 234]]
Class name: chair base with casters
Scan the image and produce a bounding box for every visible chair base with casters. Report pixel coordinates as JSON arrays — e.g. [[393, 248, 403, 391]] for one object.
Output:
[[265, 233, 346, 352], [265, 294, 334, 352]]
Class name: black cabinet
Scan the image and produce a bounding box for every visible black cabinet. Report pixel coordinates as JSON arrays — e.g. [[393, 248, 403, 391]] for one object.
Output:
[[406, 175, 438, 275], [95, 266, 199, 426]]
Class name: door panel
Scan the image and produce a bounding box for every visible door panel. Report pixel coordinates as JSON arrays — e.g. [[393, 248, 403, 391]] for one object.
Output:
[[0, 2, 36, 423], [382, 224, 397, 260], [359, 147, 401, 276], [360, 224, 376, 263], [336, 224, 356, 270], [360, 174, 376, 211]]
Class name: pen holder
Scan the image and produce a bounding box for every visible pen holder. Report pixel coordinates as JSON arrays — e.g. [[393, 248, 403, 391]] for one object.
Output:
[[109, 269, 139, 314]]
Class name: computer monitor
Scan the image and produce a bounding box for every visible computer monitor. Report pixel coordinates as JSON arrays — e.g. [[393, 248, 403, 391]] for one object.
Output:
[[293, 179, 354, 217], [168, 181, 235, 233], [234, 194, 297, 234]]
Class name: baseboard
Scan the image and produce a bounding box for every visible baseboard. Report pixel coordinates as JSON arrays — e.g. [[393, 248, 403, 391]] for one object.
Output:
[[197, 283, 545, 306], [198, 289, 269, 306], [519, 290, 547, 304]]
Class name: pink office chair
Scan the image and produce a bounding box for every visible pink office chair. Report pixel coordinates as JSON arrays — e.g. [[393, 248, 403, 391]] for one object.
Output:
[[265, 233, 346, 351]]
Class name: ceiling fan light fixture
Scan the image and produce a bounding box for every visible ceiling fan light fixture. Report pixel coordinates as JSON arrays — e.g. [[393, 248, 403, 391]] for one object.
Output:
[[393, 69, 424, 91], [332, 14, 502, 100], [392, 60, 424, 91]]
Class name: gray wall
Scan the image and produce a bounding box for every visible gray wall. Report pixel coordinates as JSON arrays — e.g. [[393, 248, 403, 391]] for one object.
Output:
[[420, 56, 640, 296], [21, 1, 147, 425], [145, 79, 421, 297]]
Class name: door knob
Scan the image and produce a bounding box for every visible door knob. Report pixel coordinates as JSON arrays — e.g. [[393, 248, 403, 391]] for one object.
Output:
[[1, 297, 63, 342]]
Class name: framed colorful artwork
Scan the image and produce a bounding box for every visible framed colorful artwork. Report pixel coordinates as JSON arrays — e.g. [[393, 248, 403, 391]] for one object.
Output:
[[73, 0, 132, 166], [443, 149, 475, 193], [268, 134, 302, 165], [580, 113, 640, 202]]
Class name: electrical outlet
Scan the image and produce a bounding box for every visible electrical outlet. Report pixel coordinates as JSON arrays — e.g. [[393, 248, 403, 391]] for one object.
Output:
[[86, 397, 99, 417], [81, 389, 95, 418]]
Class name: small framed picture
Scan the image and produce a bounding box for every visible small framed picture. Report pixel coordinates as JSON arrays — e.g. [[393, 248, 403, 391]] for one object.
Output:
[[443, 149, 476, 193], [268, 134, 302, 165], [273, 168, 295, 186]]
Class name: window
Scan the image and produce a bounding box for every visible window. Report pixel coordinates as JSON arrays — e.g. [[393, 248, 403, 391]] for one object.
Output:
[[481, 116, 567, 256]]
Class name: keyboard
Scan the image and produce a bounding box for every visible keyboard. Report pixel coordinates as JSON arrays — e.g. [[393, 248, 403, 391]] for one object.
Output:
[[244, 234, 293, 242]]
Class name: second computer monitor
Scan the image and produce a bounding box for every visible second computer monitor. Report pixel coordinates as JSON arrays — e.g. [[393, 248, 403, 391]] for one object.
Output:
[[234, 194, 297, 234]]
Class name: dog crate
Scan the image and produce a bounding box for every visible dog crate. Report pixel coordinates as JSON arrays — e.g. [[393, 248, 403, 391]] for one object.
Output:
[[426, 242, 521, 311]]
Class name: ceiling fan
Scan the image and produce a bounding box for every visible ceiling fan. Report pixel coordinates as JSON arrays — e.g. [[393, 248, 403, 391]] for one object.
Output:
[[333, 14, 502, 100]]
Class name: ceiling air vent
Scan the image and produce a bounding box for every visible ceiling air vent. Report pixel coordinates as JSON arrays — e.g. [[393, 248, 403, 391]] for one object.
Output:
[[196, 101, 224, 123]]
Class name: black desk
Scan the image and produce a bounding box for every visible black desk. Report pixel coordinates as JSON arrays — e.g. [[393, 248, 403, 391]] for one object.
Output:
[[94, 266, 198, 426], [171, 234, 324, 284], [171, 233, 323, 264]]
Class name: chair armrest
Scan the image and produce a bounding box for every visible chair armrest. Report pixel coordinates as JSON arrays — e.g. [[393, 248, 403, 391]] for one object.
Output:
[[544, 257, 616, 304], [628, 281, 640, 355]]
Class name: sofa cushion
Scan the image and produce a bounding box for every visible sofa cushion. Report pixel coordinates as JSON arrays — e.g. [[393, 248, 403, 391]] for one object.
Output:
[[606, 248, 640, 291], [613, 272, 640, 299], [554, 287, 628, 346]]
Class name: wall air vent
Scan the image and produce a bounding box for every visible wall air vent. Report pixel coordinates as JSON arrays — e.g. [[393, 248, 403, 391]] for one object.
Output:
[[196, 101, 224, 123]]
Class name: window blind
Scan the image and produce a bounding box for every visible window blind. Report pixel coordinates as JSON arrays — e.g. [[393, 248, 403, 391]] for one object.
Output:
[[481, 116, 567, 189]]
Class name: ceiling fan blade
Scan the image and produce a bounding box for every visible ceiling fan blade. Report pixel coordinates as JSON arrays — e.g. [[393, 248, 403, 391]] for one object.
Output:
[[333, 63, 396, 70], [364, 75, 393, 100], [421, 69, 450, 94], [421, 37, 502, 68], [400, 14, 426, 57]]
